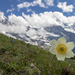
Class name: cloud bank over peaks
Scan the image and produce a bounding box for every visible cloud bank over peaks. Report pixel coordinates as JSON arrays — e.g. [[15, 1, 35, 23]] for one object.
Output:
[[7, 11, 75, 29], [22, 12, 60, 27], [57, 2, 74, 12], [8, 13, 28, 26], [22, 11, 75, 28]]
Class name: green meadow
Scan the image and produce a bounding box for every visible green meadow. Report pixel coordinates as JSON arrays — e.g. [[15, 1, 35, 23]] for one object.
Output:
[[0, 33, 75, 75]]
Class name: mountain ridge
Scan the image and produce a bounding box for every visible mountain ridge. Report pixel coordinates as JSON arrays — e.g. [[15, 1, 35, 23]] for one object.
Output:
[[0, 14, 75, 54]]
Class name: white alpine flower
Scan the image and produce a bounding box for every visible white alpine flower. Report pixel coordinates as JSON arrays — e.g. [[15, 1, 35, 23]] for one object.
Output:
[[49, 37, 75, 61]]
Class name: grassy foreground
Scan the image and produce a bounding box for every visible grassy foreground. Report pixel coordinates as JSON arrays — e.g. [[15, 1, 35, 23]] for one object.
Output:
[[0, 33, 75, 75]]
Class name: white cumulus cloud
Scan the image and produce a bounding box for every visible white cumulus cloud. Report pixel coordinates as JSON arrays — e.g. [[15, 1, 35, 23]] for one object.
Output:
[[27, 9, 32, 12], [17, 2, 31, 8], [32, 0, 47, 8], [6, 8, 15, 13], [17, 0, 50, 9], [26, 8, 35, 13], [44, 0, 54, 6], [57, 2, 74, 12]]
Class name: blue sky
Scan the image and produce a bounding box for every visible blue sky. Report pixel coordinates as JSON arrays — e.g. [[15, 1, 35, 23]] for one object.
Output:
[[0, 0, 75, 19]]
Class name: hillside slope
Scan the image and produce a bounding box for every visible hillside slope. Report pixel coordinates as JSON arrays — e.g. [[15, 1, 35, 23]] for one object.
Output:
[[0, 33, 75, 75]]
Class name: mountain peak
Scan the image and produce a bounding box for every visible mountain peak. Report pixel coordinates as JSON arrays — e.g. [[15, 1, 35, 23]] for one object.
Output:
[[0, 11, 7, 21], [0, 12, 16, 26]]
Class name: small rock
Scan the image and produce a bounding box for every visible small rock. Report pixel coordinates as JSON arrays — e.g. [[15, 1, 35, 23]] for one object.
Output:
[[30, 63, 35, 68]]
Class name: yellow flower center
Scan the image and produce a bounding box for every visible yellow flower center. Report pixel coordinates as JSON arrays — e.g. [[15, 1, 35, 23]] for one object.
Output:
[[56, 44, 67, 54]]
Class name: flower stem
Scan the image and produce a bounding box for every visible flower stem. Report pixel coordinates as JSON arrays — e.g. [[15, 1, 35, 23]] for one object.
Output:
[[50, 55, 56, 63]]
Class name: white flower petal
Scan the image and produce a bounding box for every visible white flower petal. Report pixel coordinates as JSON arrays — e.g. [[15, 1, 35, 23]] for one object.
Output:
[[56, 53, 65, 61], [65, 51, 74, 58], [57, 37, 66, 45], [50, 39, 57, 47], [66, 42, 74, 51], [49, 47, 58, 54]]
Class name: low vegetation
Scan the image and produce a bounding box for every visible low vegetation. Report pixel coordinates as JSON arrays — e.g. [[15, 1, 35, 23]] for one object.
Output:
[[0, 33, 75, 75]]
